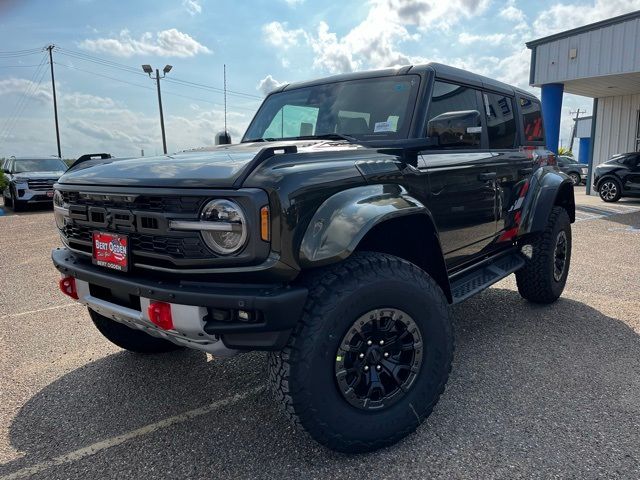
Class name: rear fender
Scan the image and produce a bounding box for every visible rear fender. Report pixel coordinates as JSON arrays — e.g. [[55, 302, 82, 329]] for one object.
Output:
[[519, 167, 575, 235]]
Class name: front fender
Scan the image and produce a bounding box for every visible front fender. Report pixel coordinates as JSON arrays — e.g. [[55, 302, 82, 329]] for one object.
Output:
[[299, 184, 427, 267], [519, 167, 575, 235]]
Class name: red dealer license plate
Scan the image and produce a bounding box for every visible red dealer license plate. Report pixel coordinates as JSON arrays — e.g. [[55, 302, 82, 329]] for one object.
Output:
[[92, 231, 129, 272]]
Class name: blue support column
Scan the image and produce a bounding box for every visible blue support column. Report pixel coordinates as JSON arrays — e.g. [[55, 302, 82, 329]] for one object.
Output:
[[541, 83, 564, 154], [578, 137, 590, 164]]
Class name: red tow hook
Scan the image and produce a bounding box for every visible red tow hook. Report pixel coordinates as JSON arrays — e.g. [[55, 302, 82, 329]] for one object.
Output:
[[59, 276, 78, 300], [147, 301, 174, 330]]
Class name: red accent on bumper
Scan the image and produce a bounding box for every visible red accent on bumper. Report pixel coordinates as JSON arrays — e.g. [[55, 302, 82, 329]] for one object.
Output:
[[59, 276, 79, 300], [147, 301, 174, 330]]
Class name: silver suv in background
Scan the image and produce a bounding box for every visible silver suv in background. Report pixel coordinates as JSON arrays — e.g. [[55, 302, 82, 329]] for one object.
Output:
[[2, 157, 68, 211]]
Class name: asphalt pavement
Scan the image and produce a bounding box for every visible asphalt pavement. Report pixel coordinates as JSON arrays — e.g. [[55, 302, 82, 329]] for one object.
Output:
[[1, 192, 639, 479]]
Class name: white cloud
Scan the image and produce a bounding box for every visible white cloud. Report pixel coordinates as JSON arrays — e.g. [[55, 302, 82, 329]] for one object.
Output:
[[533, 0, 640, 37], [0, 78, 52, 104], [458, 32, 509, 45], [182, 0, 202, 15], [264, 0, 490, 74], [499, 0, 525, 22], [257, 75, 286, 96], [79, 28, 212, 58], [263, 22, 307, 49], [284, 0, 304, 5], [61, 93, 116, 109]]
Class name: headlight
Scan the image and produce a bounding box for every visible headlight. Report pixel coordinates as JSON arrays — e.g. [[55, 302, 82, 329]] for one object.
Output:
[[53, 190, 67, 229], [199, 199, 247, 255]]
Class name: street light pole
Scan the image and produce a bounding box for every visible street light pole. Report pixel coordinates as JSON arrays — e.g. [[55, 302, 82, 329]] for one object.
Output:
[[142, 64, 172, 155], [154, 69, 167, 155]]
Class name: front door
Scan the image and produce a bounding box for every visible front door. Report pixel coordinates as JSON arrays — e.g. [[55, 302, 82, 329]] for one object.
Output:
[[419, 80, 498, 268], [422, 152, 498, 266]]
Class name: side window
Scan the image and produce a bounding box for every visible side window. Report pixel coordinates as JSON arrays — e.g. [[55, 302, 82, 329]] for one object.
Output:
[[426, 81, 482, 149], [484, 92, 517, 148], [520, 97, 544, 143], [263, 105, 319, 139]]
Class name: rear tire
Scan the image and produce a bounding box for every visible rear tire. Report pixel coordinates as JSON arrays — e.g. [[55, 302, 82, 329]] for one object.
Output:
[[268, 252, 453, 453], [598, 178, 621, 202], [516, 207, 571, 304], [89, 309, 182, 354], [568, 172, 581, 186]]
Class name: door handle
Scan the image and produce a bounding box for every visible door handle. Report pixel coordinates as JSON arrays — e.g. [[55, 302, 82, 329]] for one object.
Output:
[[478, 172, 497, 181], [518, 167, 533, 175]]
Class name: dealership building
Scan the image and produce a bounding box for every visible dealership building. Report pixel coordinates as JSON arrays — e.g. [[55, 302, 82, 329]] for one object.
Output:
[[526, 10, 640, 193]]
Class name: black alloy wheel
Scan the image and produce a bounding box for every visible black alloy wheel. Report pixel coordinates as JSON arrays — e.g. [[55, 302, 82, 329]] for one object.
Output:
[[335, 308, 423, 410]]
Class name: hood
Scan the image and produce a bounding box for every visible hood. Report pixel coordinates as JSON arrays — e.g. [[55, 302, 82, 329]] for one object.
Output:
[[57, 140, 365, 188], [13, 171, 65, 181]]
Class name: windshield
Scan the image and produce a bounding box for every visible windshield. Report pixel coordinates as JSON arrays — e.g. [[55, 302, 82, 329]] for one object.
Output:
[[243, 75, 420, 142], [13, 158, 67, 173]]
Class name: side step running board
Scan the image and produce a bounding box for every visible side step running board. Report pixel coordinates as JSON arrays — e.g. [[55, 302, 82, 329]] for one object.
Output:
[[450, 252, 526, 304]]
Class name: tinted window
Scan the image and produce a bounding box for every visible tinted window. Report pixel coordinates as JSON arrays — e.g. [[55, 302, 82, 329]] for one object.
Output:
[[520, 97, 544, 143], [426, 81, 482, 149], [484, 92, 516, 148], [244, 76, 420, 141]]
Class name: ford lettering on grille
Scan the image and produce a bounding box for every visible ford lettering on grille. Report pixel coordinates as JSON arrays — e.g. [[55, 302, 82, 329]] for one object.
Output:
[[68, 205, 169, 234]]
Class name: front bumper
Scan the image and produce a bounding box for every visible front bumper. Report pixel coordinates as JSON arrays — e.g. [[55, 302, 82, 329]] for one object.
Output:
[[52, 248, 307, 352], [14, 185, 54, 202]]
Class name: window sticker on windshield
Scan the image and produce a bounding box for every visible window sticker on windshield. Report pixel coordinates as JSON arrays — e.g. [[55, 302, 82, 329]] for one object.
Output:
[[394, 83, 407, 92], [374, 121, 394, 133]]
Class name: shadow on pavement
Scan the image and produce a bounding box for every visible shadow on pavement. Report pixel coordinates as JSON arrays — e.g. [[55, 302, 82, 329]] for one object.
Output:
[[3, 288, 640, 478]]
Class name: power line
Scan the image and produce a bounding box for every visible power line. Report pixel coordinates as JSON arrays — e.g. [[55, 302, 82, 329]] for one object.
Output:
[[56, 47, 262, 101], [0, 64, 45, 68], [0, 53, 48, 139], [54, 61, 258, 112], [0, 53, 49, 142]]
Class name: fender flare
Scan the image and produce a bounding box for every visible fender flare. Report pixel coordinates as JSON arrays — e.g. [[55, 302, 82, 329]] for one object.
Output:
[[520, 167, 575, 235], [299, 184, 435, 267]]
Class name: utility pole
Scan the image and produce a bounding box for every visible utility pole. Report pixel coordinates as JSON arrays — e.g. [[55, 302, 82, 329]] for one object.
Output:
[[569, 109, 586, 152], [142, 64, 172, 155], [47, 45, 62, 158]]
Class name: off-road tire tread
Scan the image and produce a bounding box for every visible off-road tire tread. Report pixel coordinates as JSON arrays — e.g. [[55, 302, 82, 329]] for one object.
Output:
[[267, 251, 453, 453], [516, 206, 571, 304]]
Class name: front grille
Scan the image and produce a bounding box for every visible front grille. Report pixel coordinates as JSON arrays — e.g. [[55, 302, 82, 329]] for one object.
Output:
[[28, 179, 56, 191], [62, 221, 212, 260], [60, 191, 205, 213]]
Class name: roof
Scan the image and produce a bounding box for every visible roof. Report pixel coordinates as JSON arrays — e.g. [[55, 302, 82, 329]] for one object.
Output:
[[526, 10, 640, 48], [279, 62, 537, 99]]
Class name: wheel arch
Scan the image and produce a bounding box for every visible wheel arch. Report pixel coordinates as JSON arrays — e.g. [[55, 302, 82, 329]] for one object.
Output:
[[520, 168, 575, 235], [298, 184, 452, 302]]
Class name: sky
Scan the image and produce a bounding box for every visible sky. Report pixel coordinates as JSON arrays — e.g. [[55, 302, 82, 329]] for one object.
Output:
[[1, 0, 639, 159]]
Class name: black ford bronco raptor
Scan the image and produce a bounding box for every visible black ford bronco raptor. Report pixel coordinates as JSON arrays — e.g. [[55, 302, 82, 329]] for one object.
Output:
[[52, 63, 574, 453]]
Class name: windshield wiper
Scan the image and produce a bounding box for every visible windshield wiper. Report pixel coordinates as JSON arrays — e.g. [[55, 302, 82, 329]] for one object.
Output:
[[295, 133, 359, 143]]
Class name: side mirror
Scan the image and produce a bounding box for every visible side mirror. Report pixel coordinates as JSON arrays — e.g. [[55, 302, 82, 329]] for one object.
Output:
[[427, 110, 482, 147], [2, 168, 9, 174], [215, 131, 232, 145]]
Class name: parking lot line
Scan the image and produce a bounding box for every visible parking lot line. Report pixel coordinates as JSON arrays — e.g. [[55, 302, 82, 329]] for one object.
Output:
[[0, 303, 80, 319], [0, 386, 262, 480]]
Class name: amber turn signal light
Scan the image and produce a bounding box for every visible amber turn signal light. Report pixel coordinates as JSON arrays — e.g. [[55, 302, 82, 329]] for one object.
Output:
[[260, 206, 270, 242]]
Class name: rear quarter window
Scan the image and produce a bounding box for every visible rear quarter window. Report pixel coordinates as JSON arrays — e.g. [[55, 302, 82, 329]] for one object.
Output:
[[520, 97, 544, 143]]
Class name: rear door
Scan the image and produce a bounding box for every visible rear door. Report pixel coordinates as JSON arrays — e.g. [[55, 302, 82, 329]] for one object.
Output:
[[482, 91, 534, 241], [419, 80, 498, 268]]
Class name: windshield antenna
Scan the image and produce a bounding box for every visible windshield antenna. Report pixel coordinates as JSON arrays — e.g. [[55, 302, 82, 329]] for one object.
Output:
[[223, 64, 227, 136]]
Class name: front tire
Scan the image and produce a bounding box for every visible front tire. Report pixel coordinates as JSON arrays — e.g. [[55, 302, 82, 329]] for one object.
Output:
[[11, 189, 24, 212], [89, 309, 182, 354], [598, 178, 622, 202], [516, 207, 571, 304], [268, 252, 453, 453]]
